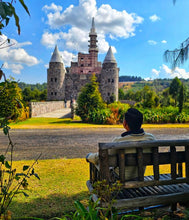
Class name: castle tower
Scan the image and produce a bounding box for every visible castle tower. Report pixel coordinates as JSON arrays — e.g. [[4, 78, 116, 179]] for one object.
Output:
[[100, 46, 119, 102], [88, 17, 98, 67], [47, 45, 66, 101]]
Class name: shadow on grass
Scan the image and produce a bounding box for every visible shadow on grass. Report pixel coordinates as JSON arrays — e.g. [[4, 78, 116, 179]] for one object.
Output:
[[49, 119, 83, 124], [10, 191, 89, 220]]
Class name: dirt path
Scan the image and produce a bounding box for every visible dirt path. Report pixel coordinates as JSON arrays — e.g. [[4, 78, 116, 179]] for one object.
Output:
[[0, 127, 189, 160]]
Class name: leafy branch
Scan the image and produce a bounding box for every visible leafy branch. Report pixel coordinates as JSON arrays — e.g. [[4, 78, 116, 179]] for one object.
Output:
[[164, 37, 189, 70]]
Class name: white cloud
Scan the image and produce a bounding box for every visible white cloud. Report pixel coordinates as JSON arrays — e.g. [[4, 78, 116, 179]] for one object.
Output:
[[148, 40, 157, 45], [41, 0, 143, 54], [149, 14, 160, 22], [3, 62, 23, 74], [161, 40, 167, 44], [0, 35, 39, 74], [59, 50, 77, 66], [42, 3, 62, 13], [150, 64, 189, 79]]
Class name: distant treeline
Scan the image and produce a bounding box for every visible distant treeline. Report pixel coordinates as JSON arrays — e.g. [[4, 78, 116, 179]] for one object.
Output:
[[18, 82, 47, 91], [119, 76, 143, 82]]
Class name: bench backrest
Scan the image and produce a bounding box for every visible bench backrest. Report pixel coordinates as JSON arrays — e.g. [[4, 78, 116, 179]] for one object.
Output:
[[96, 139, 189, 188]]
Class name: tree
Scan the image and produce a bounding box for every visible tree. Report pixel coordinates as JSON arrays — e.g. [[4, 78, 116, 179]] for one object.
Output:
[[76, 74, 105, 122], [0, 81, 23, 120], [118, 88, 125, 100], [164, 0, 188, 69], [178, 83, 184, 113], [0, 0, 30, 49], [169, 77, 182, 106]]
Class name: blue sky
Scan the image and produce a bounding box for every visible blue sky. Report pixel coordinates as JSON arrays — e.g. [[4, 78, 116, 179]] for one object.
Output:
[[1, 0, 189, 83]]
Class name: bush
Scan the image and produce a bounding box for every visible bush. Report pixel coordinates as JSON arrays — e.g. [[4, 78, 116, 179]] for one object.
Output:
[[88, 108, 111, 124], [0, 81, 23, 121]]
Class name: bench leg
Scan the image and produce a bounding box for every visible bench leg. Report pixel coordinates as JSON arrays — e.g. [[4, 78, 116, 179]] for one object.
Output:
[[171, 203, 177, 211]]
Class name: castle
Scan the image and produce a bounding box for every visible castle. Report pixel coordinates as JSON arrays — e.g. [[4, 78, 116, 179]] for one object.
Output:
[[47, 18, 119, 103]]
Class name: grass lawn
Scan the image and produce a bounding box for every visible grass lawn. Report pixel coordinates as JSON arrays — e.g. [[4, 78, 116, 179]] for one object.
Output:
[[10, 158, 89, 219], [9, 117, 189, 129], [8, 158, 176, 219]]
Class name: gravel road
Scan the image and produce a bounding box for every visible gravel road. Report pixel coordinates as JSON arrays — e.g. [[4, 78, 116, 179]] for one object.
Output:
[[0, 127, 189, 160]]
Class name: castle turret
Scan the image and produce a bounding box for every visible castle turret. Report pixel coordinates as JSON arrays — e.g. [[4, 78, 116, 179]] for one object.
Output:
[[100, 46, 119, 102], [47, 45, 66, 101], [88, 17, 98, 67]]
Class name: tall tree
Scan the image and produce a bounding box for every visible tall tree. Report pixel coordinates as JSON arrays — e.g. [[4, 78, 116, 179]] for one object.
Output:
[[76, 74, 105, 122], [178, 83, 184, 113], [169, 77, 182, 106]]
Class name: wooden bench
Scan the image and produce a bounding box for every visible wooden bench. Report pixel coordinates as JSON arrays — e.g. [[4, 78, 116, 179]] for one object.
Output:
[[86, 139, 189, 211]]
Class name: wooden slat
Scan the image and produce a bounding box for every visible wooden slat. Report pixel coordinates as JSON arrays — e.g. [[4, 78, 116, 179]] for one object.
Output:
[[111, 191, 189, 209], [99, 146, 109, 182], [137, 148, 144, 181], [99, 139, 189, 151], [171, 146, 177, 180], [152, 147, 159, 180], [108, 151, 186, 168], [124, 177, 188, 189], [118, 149, 125, 183], [185, 145, 189, 180]]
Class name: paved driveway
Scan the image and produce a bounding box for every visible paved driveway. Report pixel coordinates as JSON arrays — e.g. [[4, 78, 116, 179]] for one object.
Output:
[[0, 127, 189, 161]]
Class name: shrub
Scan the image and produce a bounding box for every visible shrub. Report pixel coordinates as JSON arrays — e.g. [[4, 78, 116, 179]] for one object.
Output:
[[0, 81, 23, 121], [88, 108, 111, 124]]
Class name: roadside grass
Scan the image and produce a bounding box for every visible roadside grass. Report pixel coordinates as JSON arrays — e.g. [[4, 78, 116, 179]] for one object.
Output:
[[10, 158, 89, 219], [9, 158, 179, 219], [9, 117, 189, 129]]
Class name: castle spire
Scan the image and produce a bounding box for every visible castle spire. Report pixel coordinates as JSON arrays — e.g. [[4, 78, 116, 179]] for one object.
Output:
[[50, 45, 63, 63], [88, 17, 98, 53], [90, 17, 96, 34], [103, 46, 116, 63]]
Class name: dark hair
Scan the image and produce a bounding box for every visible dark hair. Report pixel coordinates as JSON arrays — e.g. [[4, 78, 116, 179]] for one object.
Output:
[[124, 108, 143, 132]]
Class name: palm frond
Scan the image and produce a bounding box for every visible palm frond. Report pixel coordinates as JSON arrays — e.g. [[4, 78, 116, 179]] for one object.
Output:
[[164, 37, 189, 70]]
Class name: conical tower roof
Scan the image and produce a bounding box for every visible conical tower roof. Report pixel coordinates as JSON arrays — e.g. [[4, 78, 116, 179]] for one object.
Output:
[[90, 17, 96, 34], [103, 46, 116, 63], [50, 45, 63, 63]]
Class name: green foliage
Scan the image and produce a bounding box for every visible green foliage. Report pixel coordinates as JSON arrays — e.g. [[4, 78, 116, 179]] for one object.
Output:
[[18, 82, 47, 91], [141, 106, 189, 123], [169, 77, 182, 106], [88, 108, 111, 124], [0, 118, 40, 219], [0, 81, 23, 120], [118, 88, 125, 100], [76, 74, 105, 122], [22, 87, 47, 102], [178, 83, 184, 113], [0, 0, 30, 35]]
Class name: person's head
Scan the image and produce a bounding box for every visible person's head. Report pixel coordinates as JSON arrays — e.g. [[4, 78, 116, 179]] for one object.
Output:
[[123, 108, 143, 132]]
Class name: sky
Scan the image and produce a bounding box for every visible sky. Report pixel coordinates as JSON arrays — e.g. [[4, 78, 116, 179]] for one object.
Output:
[[1, 0, 189, 84]]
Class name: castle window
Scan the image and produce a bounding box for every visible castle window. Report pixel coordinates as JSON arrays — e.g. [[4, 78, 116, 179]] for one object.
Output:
[[51, 78, 53, 82], [55, 92, 57, 96], [81, 57, 84, 60], [88, 71, 91, 74], [81, 70, 83, 73], [108, 92, 110, 96], [55, 78, 57, 82], [108, 79, 110, 83], [51, 92, 53, 95], [88, 64, 90, 66], [81, 64, 84, 67], [112, 79, 114, 83]]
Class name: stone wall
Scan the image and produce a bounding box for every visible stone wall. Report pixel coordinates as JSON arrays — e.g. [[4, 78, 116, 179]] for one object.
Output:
[[29, 101, 69, 117]]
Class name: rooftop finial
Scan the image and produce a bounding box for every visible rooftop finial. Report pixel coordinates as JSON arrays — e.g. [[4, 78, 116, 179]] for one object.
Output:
[[90, 17, 96, 34]]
